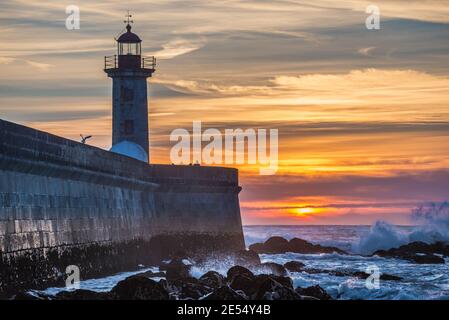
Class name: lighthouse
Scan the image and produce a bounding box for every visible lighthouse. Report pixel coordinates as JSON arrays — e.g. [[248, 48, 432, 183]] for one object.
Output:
[[105, 15, 156, 163]]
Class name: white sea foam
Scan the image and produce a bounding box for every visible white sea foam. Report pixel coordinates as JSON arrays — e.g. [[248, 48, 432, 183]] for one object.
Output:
[[354, 202, 449, 255]]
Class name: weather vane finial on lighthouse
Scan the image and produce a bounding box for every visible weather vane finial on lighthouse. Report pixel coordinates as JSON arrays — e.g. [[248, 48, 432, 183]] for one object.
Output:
[[124, 10, 133, 26]]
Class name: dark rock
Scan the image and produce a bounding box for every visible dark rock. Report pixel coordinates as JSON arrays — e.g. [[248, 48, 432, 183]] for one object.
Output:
[[247, 242, 265, 253], [11, 291, 49, 300], [373, 241, 448, 264], [253, 275, 300, 300], [137, 270, 166, 278], [249, 236, 346, 255], [342, 271, 402, 281], [55, 289, 112, 300], [226, 266, 255, 282], [229, 272, 294, 299], [168, 277, 210, 300], [229, 274, 256, 296], [408, 254, 445, 264], [289, 238, 346, 254], [202, 286, 248, 300], [199, 271, 226, 289], [295, 285, 332, 300], [379, 273, 403, 281], [256, 262, 287, 276], [254, 274, 293, 290], [284, 261, 305, 272], [111, 275, 169, 300], [249, 236, 289, 254], [160, 258, 192, 280], [302, 268, 402, 281], [268, 275, 294, 289], [234, 250, 261, 266]]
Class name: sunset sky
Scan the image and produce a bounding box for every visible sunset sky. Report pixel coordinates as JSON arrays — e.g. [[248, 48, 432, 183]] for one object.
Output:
[[1, 0, 449, 225]]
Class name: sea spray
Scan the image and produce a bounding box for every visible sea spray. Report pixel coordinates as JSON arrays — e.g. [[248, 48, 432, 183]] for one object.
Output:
[[409, 202, 449, 243], [354, 221, 408, 254], [354, 202, 449, 254]]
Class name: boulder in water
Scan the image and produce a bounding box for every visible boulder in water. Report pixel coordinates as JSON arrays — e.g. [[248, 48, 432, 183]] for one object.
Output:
[[199, 271, 226, 289], [249, 236, 346, 255], [295, 285, 332, 300], [284, 261, 305, 272], [256, 262, 287, 276], [202, 286, 248, 300], [226, 266, 255, 282], [373, 241, 448, 264], [160, 258, 192, 280], [253, 275, 300, 300], [55, 289, 112, 300], [111, 275, 169, 300]]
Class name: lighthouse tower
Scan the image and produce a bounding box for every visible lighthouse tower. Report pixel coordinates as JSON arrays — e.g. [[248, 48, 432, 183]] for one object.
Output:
[[105, 15, 156, 163]]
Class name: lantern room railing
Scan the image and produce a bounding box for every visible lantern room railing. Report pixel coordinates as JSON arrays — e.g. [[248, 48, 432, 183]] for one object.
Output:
[[104, 55, 156, 70]]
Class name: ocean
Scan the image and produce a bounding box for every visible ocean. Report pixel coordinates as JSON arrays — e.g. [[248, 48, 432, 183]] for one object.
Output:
[[242, 225, 449, 300], [37, 225, 449, 300]]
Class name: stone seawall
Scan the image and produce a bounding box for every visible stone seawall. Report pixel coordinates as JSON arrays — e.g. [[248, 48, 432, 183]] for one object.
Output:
[[0, 119, 245, 297]]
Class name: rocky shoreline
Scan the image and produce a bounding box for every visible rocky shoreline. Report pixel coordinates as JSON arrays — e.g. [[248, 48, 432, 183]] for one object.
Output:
[[9, 237, 449, 300]]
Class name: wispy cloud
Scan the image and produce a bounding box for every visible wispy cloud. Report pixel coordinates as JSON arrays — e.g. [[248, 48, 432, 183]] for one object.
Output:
[[1, 0, 449, 225], [24, 59, 53, 70], [153, 39, 205, 59], [358, 46, 376, 56]]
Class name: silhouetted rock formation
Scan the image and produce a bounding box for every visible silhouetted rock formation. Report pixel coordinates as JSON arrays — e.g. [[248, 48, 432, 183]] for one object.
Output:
[[255, 262, 288, 276], [373, 242, 448, 264], [203, 286, 247, 300], [284, 261, 305, 272], [295, 285, 332, 300], [160, 258, 192, 280], [111, 276, 169, 300], [302, 268, 402, 281], [249, 236, 346, 255], [199, 271, 226, 289], [55, 289, 112, 300]]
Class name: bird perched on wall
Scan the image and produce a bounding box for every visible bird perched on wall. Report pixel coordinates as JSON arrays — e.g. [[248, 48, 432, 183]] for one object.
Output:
[[80, 134, 92, 144]]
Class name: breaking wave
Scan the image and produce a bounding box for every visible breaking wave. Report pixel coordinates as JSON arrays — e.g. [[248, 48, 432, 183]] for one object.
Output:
[[354, 202, 449, 255]]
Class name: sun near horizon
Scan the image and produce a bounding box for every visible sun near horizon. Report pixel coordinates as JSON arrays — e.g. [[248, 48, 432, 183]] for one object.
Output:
[[1, 1, 449, 226]]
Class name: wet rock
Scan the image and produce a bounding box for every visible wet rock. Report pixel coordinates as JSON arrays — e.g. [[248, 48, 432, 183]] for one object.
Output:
[[249, 237, 346, 255], [302, 268, 402, 281], [408, 254, 445, 264], [137, 270, 166, 278], [253, 275, 300, 300], [168, 277, 210, 300], [111, 275, 169, 300], [250, 236, 289, 254], [373, 241, 448, 264], [231, 273, 295, 300], [199, 271, 226, 289], [284, 261, 305, 272], [202, 286, 248, 300], [289, 238, 346, 254], [160, 258, 192, 280], [226, 266, 255, 282], [378, 273, 403, 281], [256, 262, 287, 276], [254, 274, 293, 290], [11, 291, 49, 300], [55, 289, 112, 300], [229, 274, 256, 296], [234, 250, 261, 266], [295, 285, 332, 300]]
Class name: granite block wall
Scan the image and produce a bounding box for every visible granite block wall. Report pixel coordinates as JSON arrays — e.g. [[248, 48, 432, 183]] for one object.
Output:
[[0, 119, 244, 296]]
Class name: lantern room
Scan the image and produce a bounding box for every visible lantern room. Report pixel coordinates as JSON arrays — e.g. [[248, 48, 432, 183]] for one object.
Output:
[[117, 24, 141, 56]]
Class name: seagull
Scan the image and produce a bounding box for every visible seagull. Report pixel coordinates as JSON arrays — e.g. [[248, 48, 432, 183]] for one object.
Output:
[[80, 134, 92, 144]]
